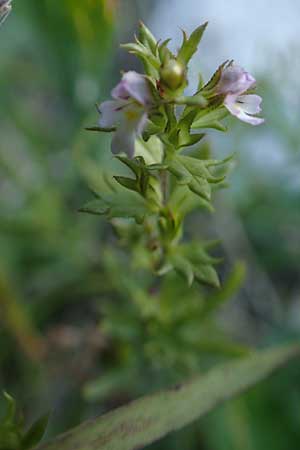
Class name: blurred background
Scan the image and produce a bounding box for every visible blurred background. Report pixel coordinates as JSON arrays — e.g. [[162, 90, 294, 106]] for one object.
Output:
[[0, 1, 300, 449]]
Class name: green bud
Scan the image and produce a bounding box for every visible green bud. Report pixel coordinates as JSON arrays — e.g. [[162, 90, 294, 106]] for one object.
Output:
[[159, 59, 186, 91]]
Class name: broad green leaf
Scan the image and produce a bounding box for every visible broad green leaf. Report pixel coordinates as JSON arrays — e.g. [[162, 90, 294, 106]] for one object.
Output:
[[177, 22, 208, 65], [37, 345, 300, 450]]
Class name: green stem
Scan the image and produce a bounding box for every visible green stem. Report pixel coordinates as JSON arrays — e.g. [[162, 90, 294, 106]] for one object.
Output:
[[160, 169, 169, 206]]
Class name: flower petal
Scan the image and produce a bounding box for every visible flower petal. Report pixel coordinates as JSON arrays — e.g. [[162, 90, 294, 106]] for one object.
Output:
[[225, 94, 264, 126], [98, 100, 127, 128], [218, 64, 256, 95], [112, 71, 151, 106], [110, 108, 147, 158], [235, 94, 262, 114], [111, 127, 136, 158]]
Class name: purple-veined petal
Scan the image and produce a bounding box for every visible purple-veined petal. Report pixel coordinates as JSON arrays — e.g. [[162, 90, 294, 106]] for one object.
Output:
[[112, 71, 151, 106], [235, 94, 262, 114], [225, 94, 264, 126], [218, 64, 256, 96]]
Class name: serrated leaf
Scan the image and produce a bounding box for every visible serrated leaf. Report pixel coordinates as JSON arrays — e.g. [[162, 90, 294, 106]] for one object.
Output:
[[22, 414, 49, 450], [36, 345, 300, 450], [177, 22, 208, 65]]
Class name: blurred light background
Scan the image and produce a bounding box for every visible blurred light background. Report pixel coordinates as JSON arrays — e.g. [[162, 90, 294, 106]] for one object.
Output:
[[0, 1, 300, 449]]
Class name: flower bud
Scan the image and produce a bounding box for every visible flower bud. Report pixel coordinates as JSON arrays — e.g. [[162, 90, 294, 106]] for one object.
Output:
[[159, 59, 186, 91]]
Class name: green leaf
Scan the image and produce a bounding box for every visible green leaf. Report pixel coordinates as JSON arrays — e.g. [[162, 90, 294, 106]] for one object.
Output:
[[22, 414, 49, 450], [79, 193, 149, 222], [114, 176, 138, 193], [3, 392, 16, 425], [158, 39, 173, 64], [85, 126, 116, 133], [36, 345, 300, 450], [200, 60, 229, 93], [167, 154, 228, 204], [169, 254, 194, 286], [177, 22, 208, 65], [138, 22, 157, 54], [0, 393, 22, 450], [167, 242, 221, 288], [194, 264, 220, 288], [120, 41, 160, 71], [192, 106, 229, 130], [79, 198, 109, 216]]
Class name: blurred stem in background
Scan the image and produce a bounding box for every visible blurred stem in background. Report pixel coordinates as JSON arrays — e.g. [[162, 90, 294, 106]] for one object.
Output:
[[0, 268, 45, 362]]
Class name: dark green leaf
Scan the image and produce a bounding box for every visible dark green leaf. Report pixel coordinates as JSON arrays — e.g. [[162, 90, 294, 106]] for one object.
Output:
[[114, 176, 138, 193]]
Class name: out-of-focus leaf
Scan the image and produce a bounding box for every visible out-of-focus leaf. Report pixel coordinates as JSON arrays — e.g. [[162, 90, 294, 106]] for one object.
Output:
[[37, 345, 300, 450], [22, 414, 49, 450]]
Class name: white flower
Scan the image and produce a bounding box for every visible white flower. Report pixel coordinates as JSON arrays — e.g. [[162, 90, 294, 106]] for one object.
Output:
[[98, 71, 152, 158], [224, 94, 264, 126], [0, 0, 12, 26], [218, 64, 264, 126]]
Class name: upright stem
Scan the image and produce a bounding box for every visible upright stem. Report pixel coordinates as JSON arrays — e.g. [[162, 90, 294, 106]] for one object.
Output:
[[160, 169, 169, 206]]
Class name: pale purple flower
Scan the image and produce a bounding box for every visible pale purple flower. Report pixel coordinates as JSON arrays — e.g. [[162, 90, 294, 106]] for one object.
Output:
[[0, 0, 12, 26], [218, 64, 264, 126], [98, 71, 152, 158]]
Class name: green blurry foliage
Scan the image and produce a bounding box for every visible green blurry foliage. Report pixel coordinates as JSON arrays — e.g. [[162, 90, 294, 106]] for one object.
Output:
[[0, 4, 300, 450], [0, 392, 48, 450]]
